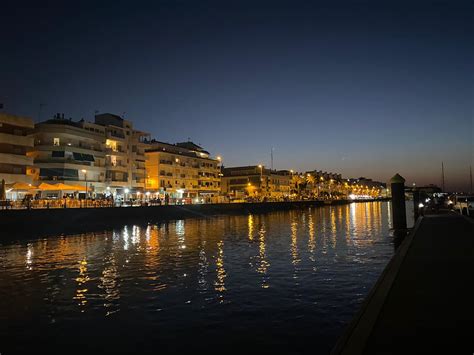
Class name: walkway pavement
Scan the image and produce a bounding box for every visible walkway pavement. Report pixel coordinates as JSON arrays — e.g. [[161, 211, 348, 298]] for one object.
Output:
[[333, 213, 474, 354]]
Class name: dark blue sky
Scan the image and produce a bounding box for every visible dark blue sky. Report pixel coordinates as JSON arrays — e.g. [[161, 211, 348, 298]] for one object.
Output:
[[1, 0, 472, 190]]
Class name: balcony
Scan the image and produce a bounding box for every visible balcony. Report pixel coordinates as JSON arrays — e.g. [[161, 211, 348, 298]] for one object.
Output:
[[105, 162, 128, 172], [107, 131, 125, 140], [35, 158, 94, 167], [104, 147, 127, 156], [0, 172, 33, 184], [0, 133, 34, 147], [34, 143, 104, 155], [0, 152, 33, 166]]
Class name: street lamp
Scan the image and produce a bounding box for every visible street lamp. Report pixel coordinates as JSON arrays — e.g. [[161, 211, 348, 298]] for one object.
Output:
[[81, 169, 88, 198], [258, 164, 264, 198], [289, 170, 294, 196]]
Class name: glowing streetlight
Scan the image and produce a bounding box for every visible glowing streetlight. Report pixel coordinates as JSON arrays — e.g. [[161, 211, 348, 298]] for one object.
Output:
[[257, 164, 264, 197]]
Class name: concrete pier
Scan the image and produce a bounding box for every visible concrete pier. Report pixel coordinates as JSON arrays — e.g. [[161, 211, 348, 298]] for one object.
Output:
[[332, 213, 474, 354]]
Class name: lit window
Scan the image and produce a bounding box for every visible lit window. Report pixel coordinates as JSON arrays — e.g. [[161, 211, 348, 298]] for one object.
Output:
[[53, 138, 60, 146]]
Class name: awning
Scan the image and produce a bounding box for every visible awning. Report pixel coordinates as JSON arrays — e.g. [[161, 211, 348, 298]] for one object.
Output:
[[38, 183, 59, 191], [59, 184, 87, 191], [37, 183, 88, 191], [7, 182, 36, 191]]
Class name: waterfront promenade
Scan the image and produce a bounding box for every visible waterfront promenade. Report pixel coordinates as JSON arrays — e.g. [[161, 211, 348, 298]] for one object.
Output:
[[332, 213, 474, 354]]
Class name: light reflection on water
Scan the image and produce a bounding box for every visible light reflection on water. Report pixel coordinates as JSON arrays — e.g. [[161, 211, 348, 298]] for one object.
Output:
[[0, 202, 409, 353]]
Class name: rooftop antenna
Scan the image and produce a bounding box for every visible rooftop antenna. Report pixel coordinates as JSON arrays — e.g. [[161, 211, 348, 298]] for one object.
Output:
[[441, 161, 445, 192]]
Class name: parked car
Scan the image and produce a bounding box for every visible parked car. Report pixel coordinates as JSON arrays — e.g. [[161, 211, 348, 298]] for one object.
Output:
[[451, 195, 474, 216]]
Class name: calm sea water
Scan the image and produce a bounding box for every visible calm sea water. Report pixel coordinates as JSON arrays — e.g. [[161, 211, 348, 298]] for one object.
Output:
[[0, 202, 412, 354]]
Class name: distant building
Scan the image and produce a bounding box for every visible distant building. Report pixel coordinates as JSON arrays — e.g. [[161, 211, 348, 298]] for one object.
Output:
[[221, 165, 290, 200], [145, 140, 221, 202], [348, 177, 386, 189], [0, 112, 34, 184], [348, 177, 387, 198]]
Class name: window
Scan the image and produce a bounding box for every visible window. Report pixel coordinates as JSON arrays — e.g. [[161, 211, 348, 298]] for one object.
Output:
[[51, 151, 65, 158], [39, 168, 79, 180], [53, 138, 60, 146]]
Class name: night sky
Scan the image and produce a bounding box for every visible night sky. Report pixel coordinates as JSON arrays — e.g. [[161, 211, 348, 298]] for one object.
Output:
[[1, 0, 472, 190]]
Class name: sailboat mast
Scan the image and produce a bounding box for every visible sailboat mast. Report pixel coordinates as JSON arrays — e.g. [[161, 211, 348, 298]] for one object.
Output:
[[441, 162, 445, 192], [271, 147, 274, 171], [470, 165, 472, 194]]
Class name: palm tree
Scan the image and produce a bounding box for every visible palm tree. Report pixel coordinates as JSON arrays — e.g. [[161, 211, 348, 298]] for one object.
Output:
[[306, 174, 316, 198], [291, 174, 305, 199]]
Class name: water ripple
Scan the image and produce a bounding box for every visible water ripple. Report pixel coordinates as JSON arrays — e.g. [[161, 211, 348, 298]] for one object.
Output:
[[0, 201, 404, 353]]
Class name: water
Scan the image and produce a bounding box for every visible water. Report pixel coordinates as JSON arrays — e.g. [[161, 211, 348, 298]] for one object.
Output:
[[0, 202, 410, 354]]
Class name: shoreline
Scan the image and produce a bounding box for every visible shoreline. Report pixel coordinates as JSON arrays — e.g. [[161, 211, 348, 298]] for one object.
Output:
[[0, 198, 389, 239]]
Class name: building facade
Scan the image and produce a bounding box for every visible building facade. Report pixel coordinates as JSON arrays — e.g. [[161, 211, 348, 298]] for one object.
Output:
[[95, 113, 149, 193], [29, 116, 107, 195], [0, 112, 34, 184], [28, 113, 149, 197], [145, 141, 221, 202], [221, 165, 290, 200]]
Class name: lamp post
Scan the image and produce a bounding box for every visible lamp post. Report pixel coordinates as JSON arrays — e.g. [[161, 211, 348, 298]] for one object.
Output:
[[290, 169, 294, 198], [319, 176, 324, 199], [81, 169, 88, 199]]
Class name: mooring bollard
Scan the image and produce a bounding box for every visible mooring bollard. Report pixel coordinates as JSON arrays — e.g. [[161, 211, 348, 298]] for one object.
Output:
[[413, 186, 420, 220], [390, 173, 406, 230]]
